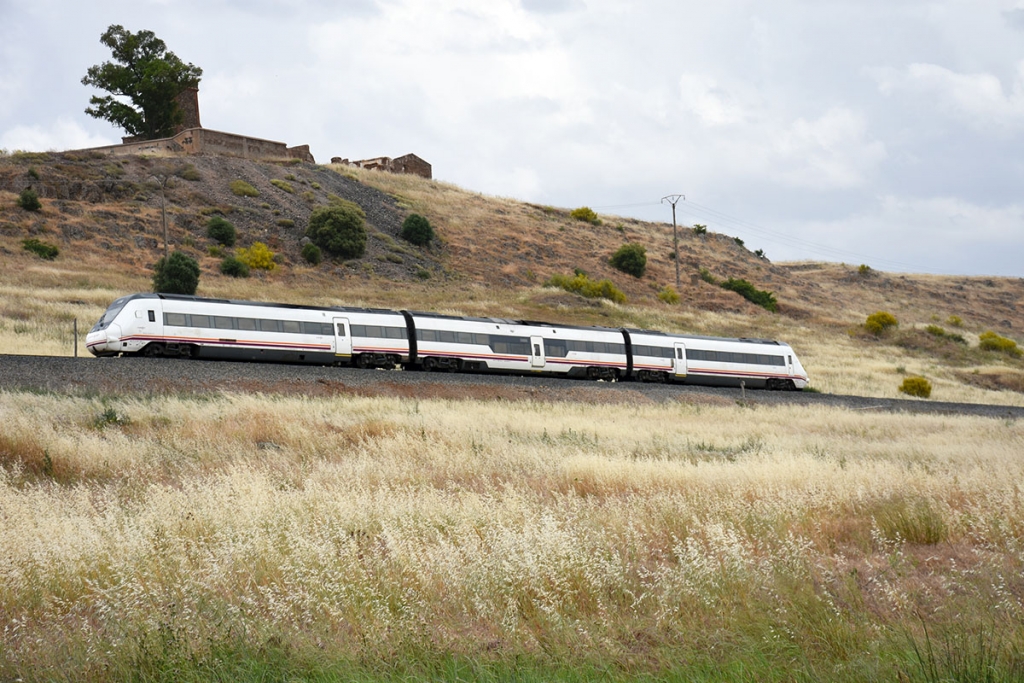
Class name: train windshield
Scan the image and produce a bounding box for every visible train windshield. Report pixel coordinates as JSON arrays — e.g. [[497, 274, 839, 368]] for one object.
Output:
[[91, 296, 132, 331]]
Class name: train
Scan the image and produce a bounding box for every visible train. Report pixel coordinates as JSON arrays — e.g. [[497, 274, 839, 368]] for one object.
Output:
[[86, 293, 810, 390]]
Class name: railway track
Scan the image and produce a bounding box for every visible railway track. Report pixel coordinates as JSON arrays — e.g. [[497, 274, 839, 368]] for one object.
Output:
[[2, 354, 1023, 419]]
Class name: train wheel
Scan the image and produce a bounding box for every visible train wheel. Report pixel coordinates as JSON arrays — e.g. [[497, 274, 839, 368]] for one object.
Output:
[[355, 354, 370, 369], [142, 343, 164, 357], [422, 357, 436, 372]]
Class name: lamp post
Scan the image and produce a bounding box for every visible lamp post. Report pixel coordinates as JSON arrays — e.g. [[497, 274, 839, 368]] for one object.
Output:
[[661, 194, 684, 291]]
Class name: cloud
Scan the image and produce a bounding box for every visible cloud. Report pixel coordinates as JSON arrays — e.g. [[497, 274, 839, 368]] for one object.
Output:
[[1004, 8, 1024, 30], [0, 118, 114, 152], [873, 62, 1024, 132]]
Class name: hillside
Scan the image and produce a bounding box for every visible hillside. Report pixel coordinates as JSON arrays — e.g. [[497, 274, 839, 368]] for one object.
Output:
[[1, 149, 1023, 403]]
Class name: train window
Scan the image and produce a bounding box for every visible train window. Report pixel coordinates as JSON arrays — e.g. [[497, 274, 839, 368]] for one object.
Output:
[[350, 325, 365, 337], [214, 316, 233, 330], [237, 318, 256, 331], [259, 319, 280, 332], [457, 332, 475, 344], [439, 330, 456, 343], [677, 348, 683, 359], [364, 326, 381, 338], [788, 355, 792, 365], [335, 323, 347, 336], [386, 327, 406, 339], [190, 315, 211, 328], [546, 340, 567, 357], [148, 310, 155, 323], [303, 322, 321, 335], [418, 329, 436, 342], [282, 320, 301, 334], [585, 341, 595, 353], [164, 313, 186, 327], [534, 344, 541, 356]]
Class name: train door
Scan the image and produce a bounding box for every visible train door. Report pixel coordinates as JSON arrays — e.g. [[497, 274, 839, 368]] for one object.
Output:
[[530, 336, 545, 368], [787, 354, 794, 377], [673, 342, 687, 379], [333, 317, 352, 360]]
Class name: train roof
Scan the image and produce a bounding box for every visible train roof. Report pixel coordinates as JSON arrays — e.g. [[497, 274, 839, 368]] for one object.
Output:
[[150, 293, 400, 316]]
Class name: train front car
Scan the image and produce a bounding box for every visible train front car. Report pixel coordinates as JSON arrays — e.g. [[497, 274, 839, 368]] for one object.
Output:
[[86, 294, 159, 357]]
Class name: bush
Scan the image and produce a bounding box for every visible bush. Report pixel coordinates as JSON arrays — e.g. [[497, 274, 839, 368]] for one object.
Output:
[[206, 216, 237, 247], [979, 331, 1023, 357], [569, 207, 600, 224], [692, 224, 707, 236], [400, 213, 434, 246], [236, 242, 276, 271], [153, 251, 200, 295], [546, 273, 626, 304], [22, 238, 59, 260], [698, 268, 717, 285], [720, 277, 778, 312], [178, 165, 201, 181], [947, 315, 963, 327], [925, 325, 967, 345], [899, 376, 932, 398], [865, 311, 899, 335], [17, 188, 41, 211], [219, 256, 250, 278], [229, 179, 258, 197], [657, 286, 680, 304], [306, 203, 366, 259], [276, 219, 295, 228], [858, 264, 871, 275], [270, 179, 295, 194], [301, 242, 322, 265], [609, 243, 647, 278]]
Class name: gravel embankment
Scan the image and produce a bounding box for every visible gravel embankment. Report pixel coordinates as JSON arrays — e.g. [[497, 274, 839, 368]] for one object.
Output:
[[3, 354, 1024, 419]]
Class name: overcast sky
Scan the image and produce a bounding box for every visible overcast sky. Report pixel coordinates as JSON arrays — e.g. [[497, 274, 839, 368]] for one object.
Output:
[[2, 0, 1023, 276]]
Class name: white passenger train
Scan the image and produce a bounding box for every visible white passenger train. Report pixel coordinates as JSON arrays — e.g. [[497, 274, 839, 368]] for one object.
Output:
[[86, 293, 809, 390]]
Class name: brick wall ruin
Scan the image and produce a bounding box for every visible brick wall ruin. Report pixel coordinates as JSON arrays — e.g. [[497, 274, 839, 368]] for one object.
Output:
[[332, 153, 432, 179]]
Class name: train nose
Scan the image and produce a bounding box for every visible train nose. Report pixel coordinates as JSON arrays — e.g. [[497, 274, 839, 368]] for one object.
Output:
[[86, 324, 122, 356]]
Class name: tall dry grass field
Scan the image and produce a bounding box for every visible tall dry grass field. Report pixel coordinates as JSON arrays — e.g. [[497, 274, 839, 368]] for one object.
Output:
[[2, 389, 1022, 680]]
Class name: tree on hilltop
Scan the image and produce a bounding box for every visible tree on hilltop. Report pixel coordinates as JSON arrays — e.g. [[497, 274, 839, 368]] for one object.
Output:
[[82, 25, 203, 140]]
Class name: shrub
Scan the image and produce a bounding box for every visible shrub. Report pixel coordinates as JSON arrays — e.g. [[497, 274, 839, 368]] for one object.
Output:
[[546, 273, 626, 304], [754, 248, 766, 259], [206, 216, 237, 247], [899, 376, 932, 398], [17, 188, 41, 211], [733, 237, 744, 248], [858, 264, 872, 275], [301, 243, 322, 265], [657, 286, 680, 304], [208, 245, 225, 258], [925, 325, 967, 345], [947, 315, 963, 327], [270, 179, 295, 194], [301, 191, 315, 202], [306, 203, 367, 259], [979, 331, 1023, 357], [22, 238, 59, 260], [692, 224, 707, 236], [609, 243, 647, 278], [219, 256, 250, 278], [27, 167, 40, 179], [698, 268, 717, 285], [720, 277, 778, 312], [415, 267, 432, 280], [569, 207, 600, 224], [153, 251, 200, 295], [400, 213, 434, 246], [229, 179, 259, 197], [276, 219, 295, 228], [236, 242, 276, 271], [865, 311, 899, 335], [178, 165, 201, 181]]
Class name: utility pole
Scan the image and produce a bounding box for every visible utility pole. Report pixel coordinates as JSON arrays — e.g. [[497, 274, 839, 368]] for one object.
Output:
[[662, 194, 685, 291]]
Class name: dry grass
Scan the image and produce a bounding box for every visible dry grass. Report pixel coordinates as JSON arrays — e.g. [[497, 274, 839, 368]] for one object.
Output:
[[2, 390, 1023, 678]]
